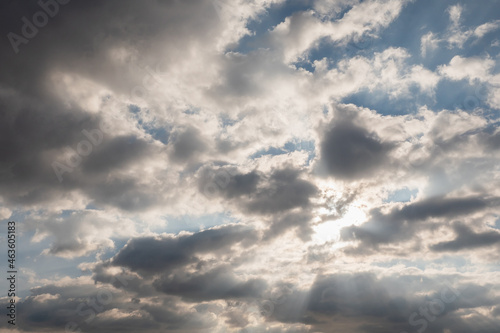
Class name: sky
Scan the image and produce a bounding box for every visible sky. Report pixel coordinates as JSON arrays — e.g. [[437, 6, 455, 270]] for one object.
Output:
[[0, 0, 500, 332]]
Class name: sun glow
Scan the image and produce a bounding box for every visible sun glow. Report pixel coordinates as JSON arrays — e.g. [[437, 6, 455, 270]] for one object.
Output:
[[313, 205, 367, 243]]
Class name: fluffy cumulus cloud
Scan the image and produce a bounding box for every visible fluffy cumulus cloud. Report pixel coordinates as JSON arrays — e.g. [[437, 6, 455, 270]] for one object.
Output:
[[1, 0, 500, 332]]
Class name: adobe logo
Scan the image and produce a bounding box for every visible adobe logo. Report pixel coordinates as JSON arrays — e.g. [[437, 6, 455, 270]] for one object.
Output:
[[7, 0, 71, 54]]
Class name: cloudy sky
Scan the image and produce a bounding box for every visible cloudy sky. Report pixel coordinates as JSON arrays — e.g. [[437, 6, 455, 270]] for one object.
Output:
[[0, 0, 500, 332]]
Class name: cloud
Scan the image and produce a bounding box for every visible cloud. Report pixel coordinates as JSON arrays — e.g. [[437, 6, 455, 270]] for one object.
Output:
[[110, 224, 259, 275], [314, 47, 440, 100], [244, 168, 318, 215], [438, 55, 500, 110], [439, 55, 495, 83], [430, 221, 500, 252], [0, 276, 219, 333], [153, 265, 267, 301], [420, 31, 440, 57], [270, 0, 410, 62], [199, 166, 317, 209], [25, 210, 137, 258], [420, 4, 500, 53], [317, 113, 394, 179], [2, 1, 500, 332], [303, 271, 500, 333], [341, 196, 497, 250], [168, 126, 208, 164], [198, 165, 319, 239], [474, 20, 500, 39]]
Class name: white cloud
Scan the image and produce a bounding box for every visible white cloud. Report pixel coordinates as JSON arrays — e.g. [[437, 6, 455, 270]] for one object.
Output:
[[421, 31, 440, 57], [270, 0, 410, 62], [448, 4, 463, 29], [438, 55, 500, 109], [438, 55, 495, 83], [421, 5, 500, 53], [317, 47, 440, 99], [474, 20, 500, 38]]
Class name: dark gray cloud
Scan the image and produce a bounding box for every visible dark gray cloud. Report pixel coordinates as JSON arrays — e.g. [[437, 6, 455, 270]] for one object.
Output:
[[5, 270, 499, 333], [197, 166, 259, 199], [285, 272, 500, 333], [245, 168, 318, 215], [111, 224, 258, 275], [92, 265, 157, 298], [318, 119, 393, 179], [153, 264, 267, 301], [199, 166, 318, 215], [430, 221, 500, 252], [222, 171, 261, 198], [0, 94, 99, 205], [0, 67, 163, 212], [169, 127, 207, 163], [81, 135, 152, 174], [0, 0, 226, 212], [94, 225, 267, 303], [84, 177, 162, 212], [0, 0, 223, 94], [341, 196, 495, 250], [307, 273, 409, 320], [486, 132, 500, 150], [0, 281, 217, 333], [198, 166, 318, 239], [265, 211, 315, 242]]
